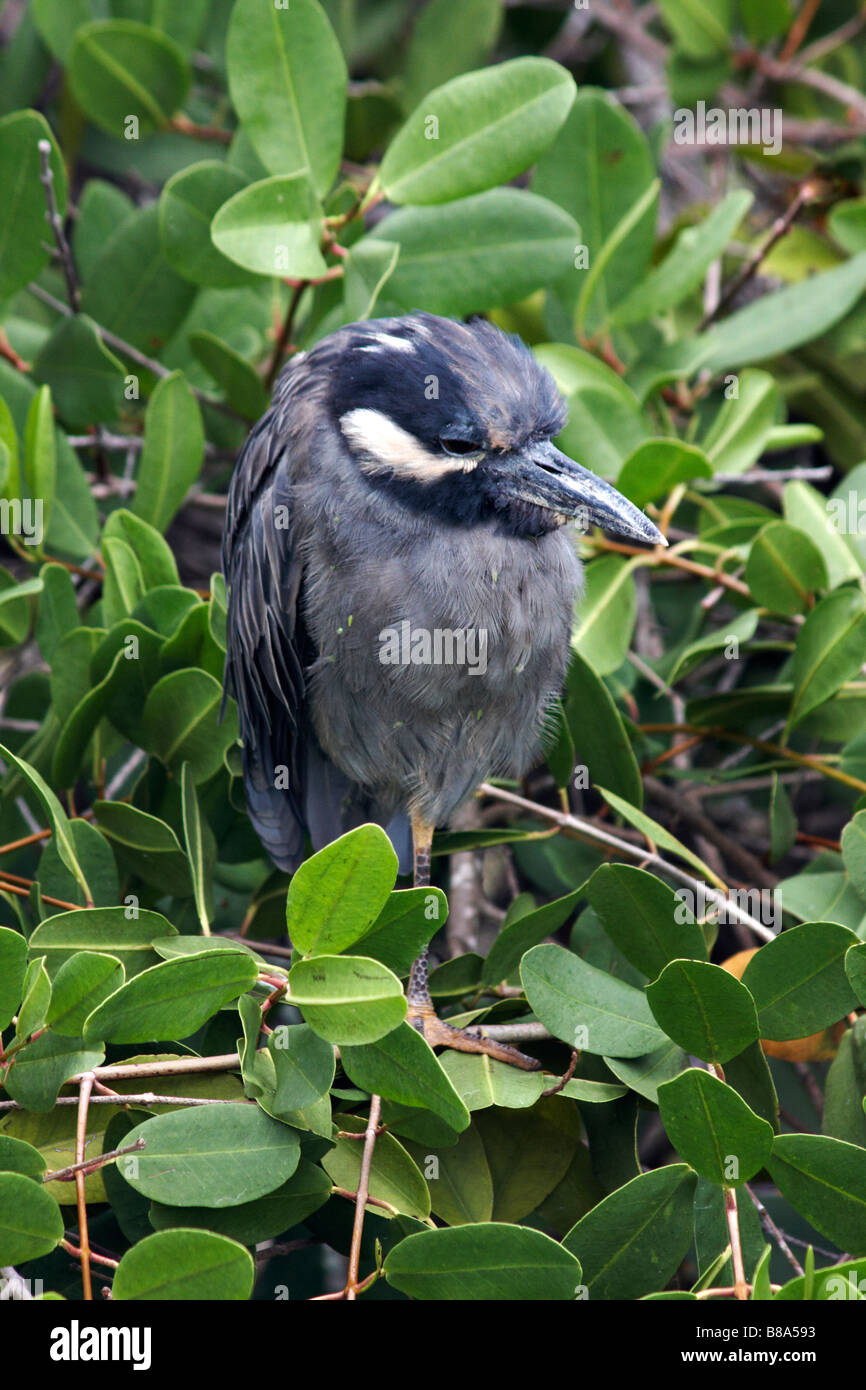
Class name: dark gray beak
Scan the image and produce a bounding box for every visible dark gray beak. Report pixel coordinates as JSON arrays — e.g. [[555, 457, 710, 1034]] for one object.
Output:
[[499, 440, 667, 547]]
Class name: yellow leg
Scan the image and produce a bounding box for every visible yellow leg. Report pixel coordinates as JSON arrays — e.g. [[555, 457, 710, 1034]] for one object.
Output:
[[406, 811, 541, 1072]]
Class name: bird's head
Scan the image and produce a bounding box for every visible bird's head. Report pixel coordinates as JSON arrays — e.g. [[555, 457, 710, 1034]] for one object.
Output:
[[327, 312, 665, 545]]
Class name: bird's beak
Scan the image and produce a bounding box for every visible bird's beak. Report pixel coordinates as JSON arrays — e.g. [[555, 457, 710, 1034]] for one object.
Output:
[[501, 440, 667, 547]]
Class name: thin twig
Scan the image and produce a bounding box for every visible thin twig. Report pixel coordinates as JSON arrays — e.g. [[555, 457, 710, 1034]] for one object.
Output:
[[37, 139, 80, 312], [265, 281, 305, 390], [745, 1183, 804, 1277], [43, 1138, 145, 1184], [479, 782, 776, 941], [700, 181, 818, 330]]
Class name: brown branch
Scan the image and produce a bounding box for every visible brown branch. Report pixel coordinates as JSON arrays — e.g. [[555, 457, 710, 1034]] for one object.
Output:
[[584, 534, 752, 598], [639, 722, 866, 795], [346, 1094, 383, 1301], [74, 1074, 95, 1300], [741, 49, 866, 125], [265, 281, 305, 390], [779, 0, 822, 60], [167, 114, 233, 144], [745, 1183, 804, 1277], [43, 1138, 145, 1184], [0, 330, 29, 372]]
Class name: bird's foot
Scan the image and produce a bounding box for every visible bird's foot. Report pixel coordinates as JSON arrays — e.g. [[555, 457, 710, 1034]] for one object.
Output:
[[406, 1002, 541, 1071]]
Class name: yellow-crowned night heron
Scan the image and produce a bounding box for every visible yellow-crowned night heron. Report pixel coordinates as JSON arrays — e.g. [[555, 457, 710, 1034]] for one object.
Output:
[[222, 312, 664, 1068]]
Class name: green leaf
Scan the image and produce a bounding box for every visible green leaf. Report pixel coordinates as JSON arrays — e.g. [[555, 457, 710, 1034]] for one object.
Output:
[[159, 160, 257, 288], [122, 1103, 299, 1207], [786, 481, 862, 590], [384, 1222, 581, 1300], [22, 385, 55, 549], [533, 88, 656, 331], [659, 0, 731, 55], [68, 19, 190, 138], [740, 923, 859, 1040], [401, 0, 502, 110], [616, 439, 712, 508], [483, 887, 583, 986], [0, 1134, 45, 1179], [596, 785, 722, 883], [0, 926, 27, 1031], [140, 668, 239, 783], [28, 907, 177, 979], [587, 864, 708, 978], [605, 1041, 689, 1104], [372, 189, 579, 317], [403, 1125, 493, 1226], [745, 522, 828, 615], [823, 1018, 866, 1147], [31, 0, 94, 62], [846, 942, 866, 1007], [563, 649, 643, 806], [357, 887, 447, 976], [188, 331, 268, 420], [112, 1228, 254, 1300], [698, 253, 866, 372], [46, 952, 124, 1037], [767, 1134, 866, 1255], [658, 1068, 773, 1185], [341, 1024, 470, 1133], [0, 743, 92, 902], [646, 960, 759, 1063], [16, 957, 51, 1041], [322, 1115, 431, 1219], [0, 1173, 63, 1265], [3, 1032, 105, 1112], [84, 951, 258, 1043], [380, 56, 575, 206], [180, 762, 214, 936], [701, 370, 779, 475], [576, 178, 660, 335], [80, 204, 196, 353], [787, 588, 866, 733], [102, 508, 179, 589], [521, 943, 665, 1057], [842, 810, 866, 901], [226, 0, 347, 195], [266, 1024, 335, 1114], [563, 1164, 697, 1299], [132, 371, 204, 535], [343, 238, 400, 321], [438, 1052, 546, 1111], [148, 1161, 331, 1243], [287, 824, 397, 956], [31, 316, 125, 432], [93, 801, 193, 897], [0, 110, 66, 301], [669, 609, 760, 685], [210, 173, 327, 279], [288, 954, 406, 1044], [571, 556, 637, 676], [610, 190, 752, 326]]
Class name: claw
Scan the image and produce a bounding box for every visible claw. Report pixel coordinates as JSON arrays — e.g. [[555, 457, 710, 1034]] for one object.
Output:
[[407, 1003, 541, 1071]]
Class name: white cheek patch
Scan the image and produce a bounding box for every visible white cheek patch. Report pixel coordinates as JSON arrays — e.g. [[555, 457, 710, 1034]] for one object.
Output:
[[339, 407, 478, 481], [358, 334, 415, 354]]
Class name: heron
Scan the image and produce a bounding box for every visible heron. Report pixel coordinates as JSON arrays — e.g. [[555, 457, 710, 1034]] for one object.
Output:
[[222, 312, 664, 1069]]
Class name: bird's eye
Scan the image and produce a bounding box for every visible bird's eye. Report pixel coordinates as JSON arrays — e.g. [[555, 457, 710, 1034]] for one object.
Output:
[[440, 437, 482, 457]]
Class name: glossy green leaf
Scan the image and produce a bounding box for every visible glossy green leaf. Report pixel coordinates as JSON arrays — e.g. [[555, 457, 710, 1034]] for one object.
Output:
[[226, 0, 346, 194], [740, 923, 859, 1039], [521, 943, 665, 1057], [745, 522, 828, 615], [322, 1115, 430, 1219], [563, 649, 642, 806], [563, 1164, 697, 1299], [587, 864, 707, 978], [84, 951, 258, 1043], [788, 588, 866, 732], [210, 173, 326, 279], [159, 160, 257, 288], [647, 960, 759, 1062], [0, 925, 27, 1031], [341, 1023, 470, 1133], [31, 316, 125, 431], [767, 1134, 866, 1255], [658, 1068, 773, 1185], [571, 556, 637, 675], [287, 823, 397, 956], [0, 110, 66, 301], [113, 1228, 254, 1300], [132, 371, 204, 535], [0, 1173, 64, 1265], [68, 20, 190, 137], [381, 57, 575, 205], [123, 1103, 299, 1207], [140, 668, 239, 783], [188, 331, 268, 420], [45, 952, 124, 1037], [384, 1222, 581, 1299], [372, 189, 579, 317], [288, 954, 406, 1044]]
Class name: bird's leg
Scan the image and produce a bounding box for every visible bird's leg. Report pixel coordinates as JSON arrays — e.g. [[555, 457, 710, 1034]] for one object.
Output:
[[406, 812, 540, 1071]]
